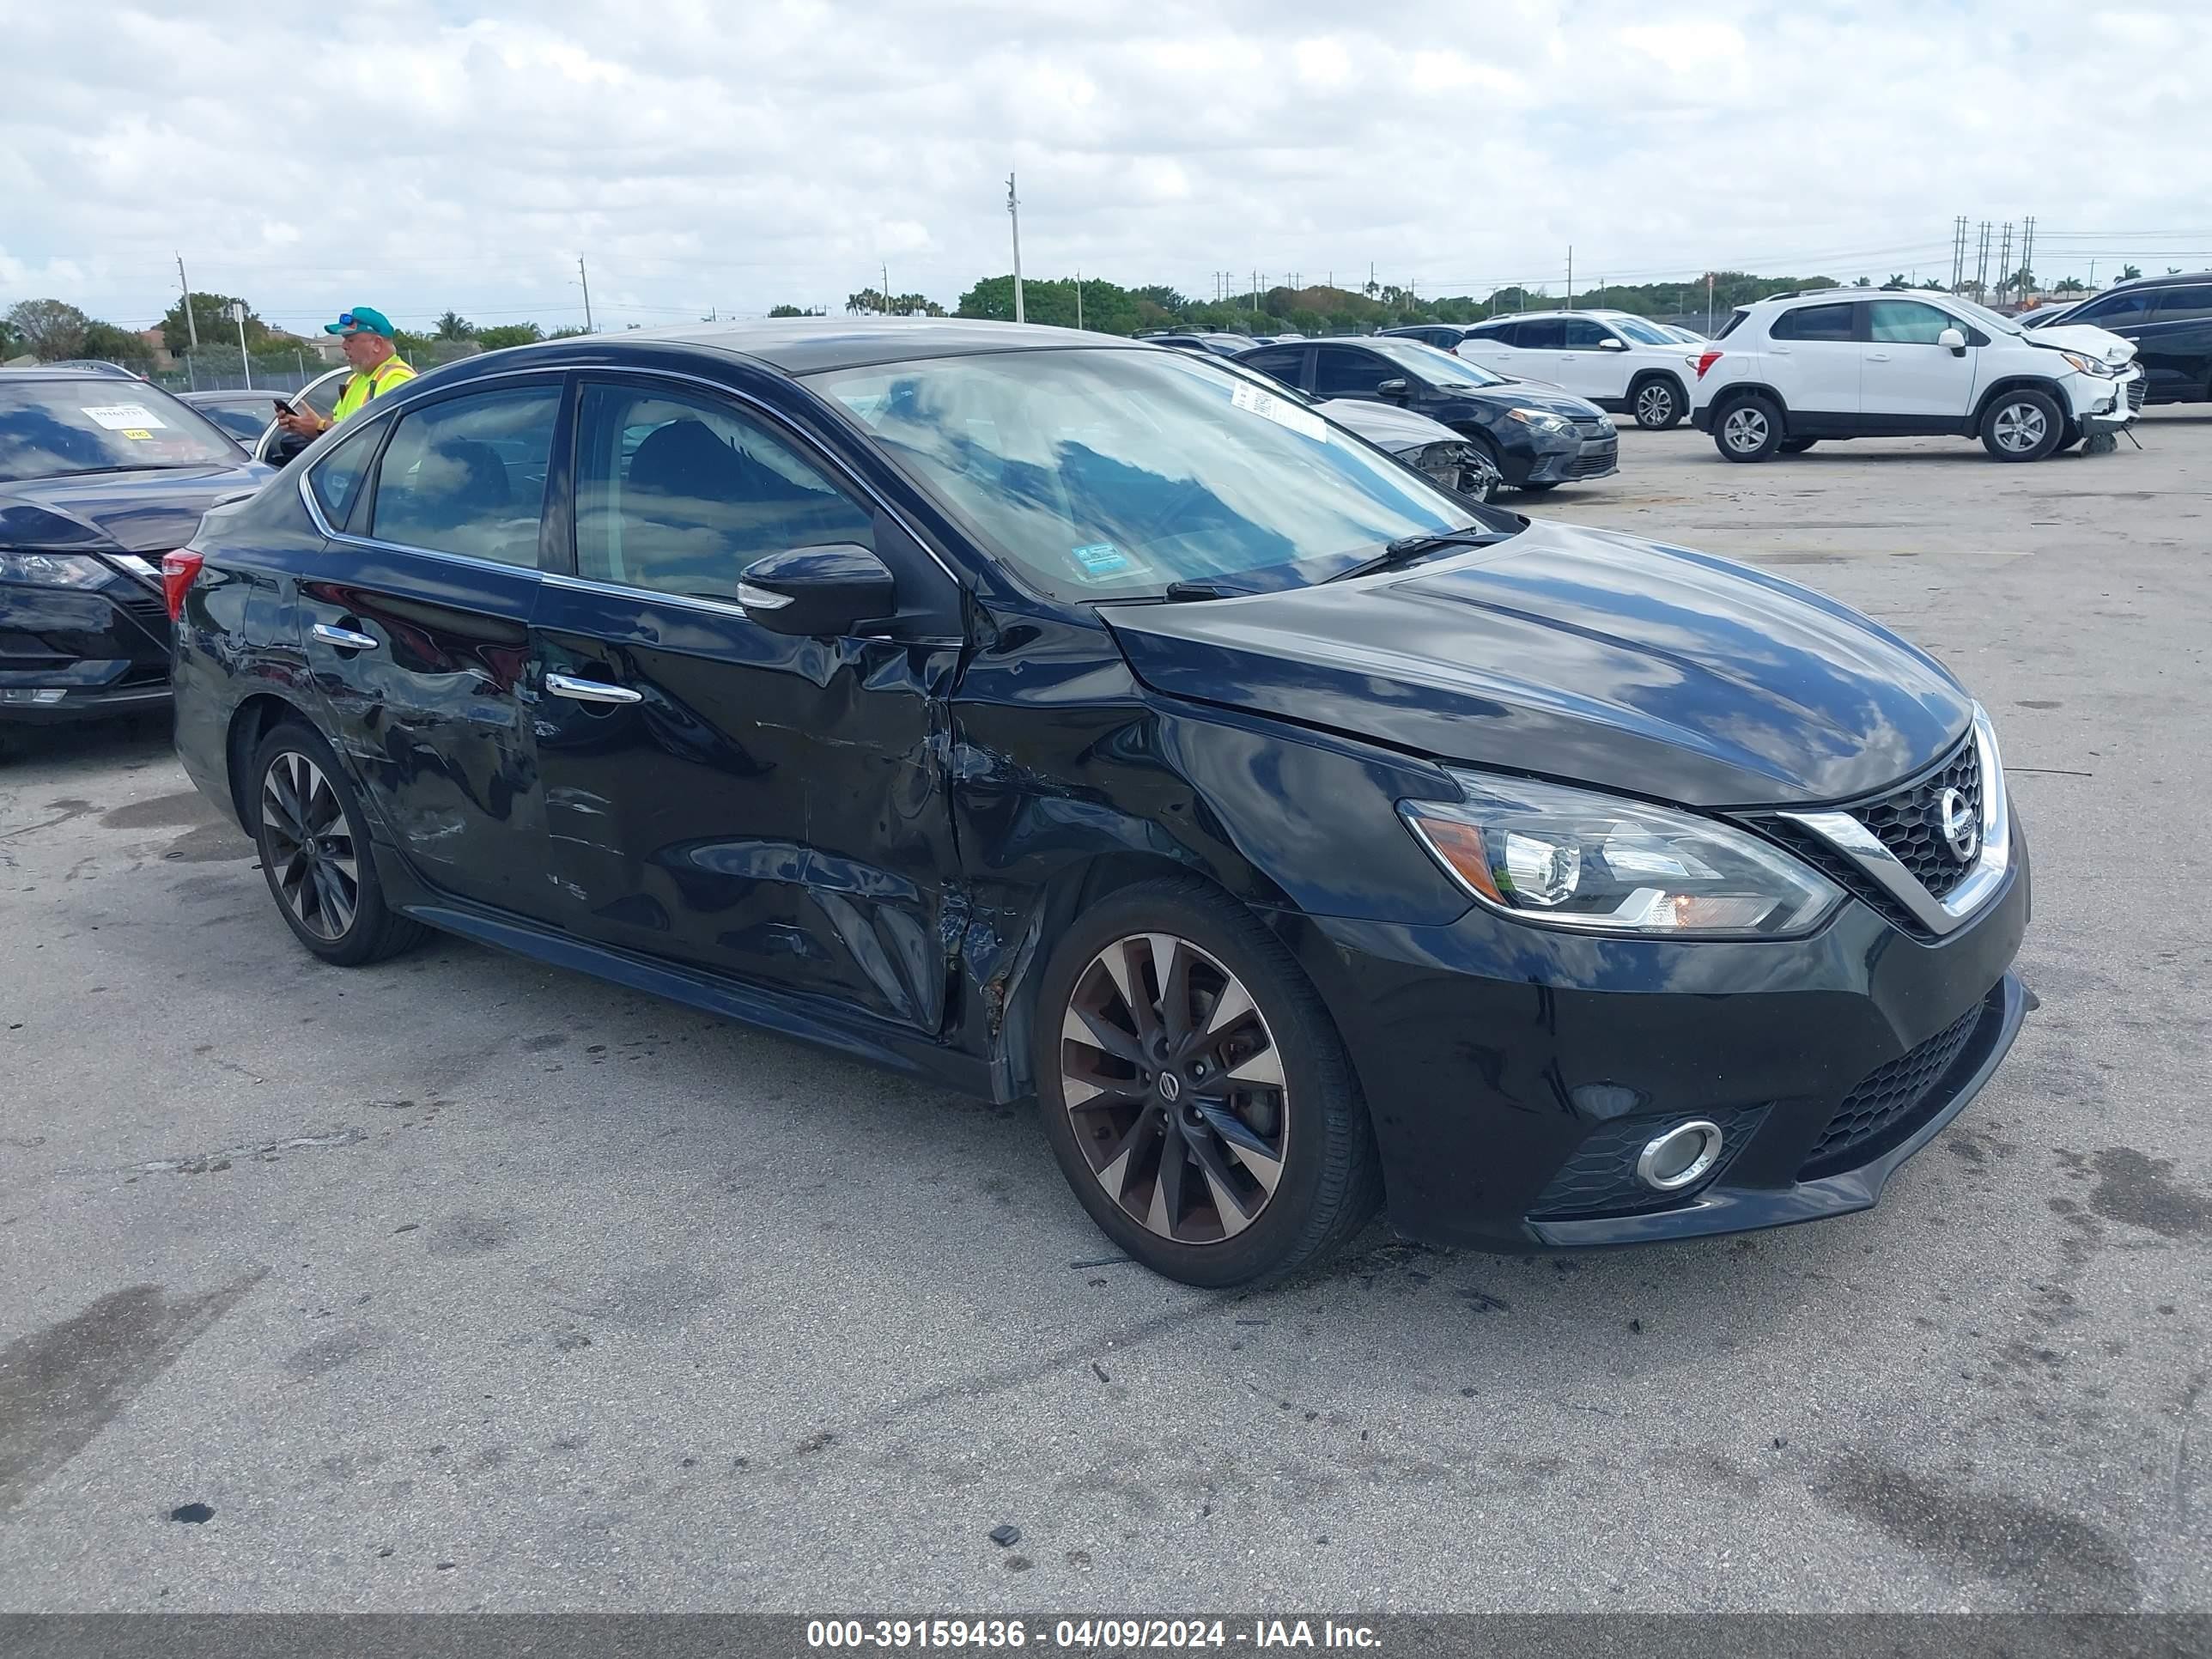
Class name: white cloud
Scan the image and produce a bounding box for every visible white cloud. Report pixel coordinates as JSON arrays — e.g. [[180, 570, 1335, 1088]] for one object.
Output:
[[1, 0, 2208, 332]]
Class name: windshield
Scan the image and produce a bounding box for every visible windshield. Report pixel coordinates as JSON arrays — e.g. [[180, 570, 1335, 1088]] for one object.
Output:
[[810, 347, 1492, 601], [1359, 337, 1508, 388], [1607, 317, 1673, 345], [1947, 296, 2023, 336], [0, 380, 240, 483]]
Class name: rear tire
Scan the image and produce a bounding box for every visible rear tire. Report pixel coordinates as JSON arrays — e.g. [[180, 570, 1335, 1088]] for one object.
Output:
[[247, 723, 426, 966], [1033, 876, 1382, 1288], [1980, 388, 2063, 461], [1714, 394, 1783, 462], [1778, 437, 1819, 454], [1631, 374, 1685, 429]]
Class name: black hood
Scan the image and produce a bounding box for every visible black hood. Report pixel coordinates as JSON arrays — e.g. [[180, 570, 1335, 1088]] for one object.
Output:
[[0, 461, 270, 555], [1441, 384, 1606, 423], [1102, 519, 1972, 809]]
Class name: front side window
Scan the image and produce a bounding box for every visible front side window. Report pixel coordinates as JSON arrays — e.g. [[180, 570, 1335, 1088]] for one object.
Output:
[[0, 380, 242, 483], [1867, 301, 1955, 344], [1361, 337, 1506, 389], [1771, 302, 1856, 342], [2075, 290, 2152, 325], [1312, 347, 1392, 399], [573, 383, 873, 603], [811, 347, 1486, 603], [1559, 319, 1613, 350], [369, 384, 559, 565], [1609, 317, 1673, 345]]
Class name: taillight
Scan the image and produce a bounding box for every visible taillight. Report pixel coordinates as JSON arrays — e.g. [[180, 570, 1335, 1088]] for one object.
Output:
[[161, 550, 204, 623], [1694, 349, 1723, 380]]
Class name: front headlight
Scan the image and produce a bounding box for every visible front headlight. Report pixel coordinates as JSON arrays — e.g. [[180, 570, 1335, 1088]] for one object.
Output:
[[1507, 408, 1576, 434], [2060, 350, 2115, 378], [1401, 772, 1841, 938], [0, 551, 110, 589]]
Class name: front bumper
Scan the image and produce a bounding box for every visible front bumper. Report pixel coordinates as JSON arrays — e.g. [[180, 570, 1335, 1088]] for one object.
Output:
[[1523, 424, 1620, 485], [0, 577, 172, 724], [2073, 366, 2143, 428], [1275, 817, 2030, 1250]]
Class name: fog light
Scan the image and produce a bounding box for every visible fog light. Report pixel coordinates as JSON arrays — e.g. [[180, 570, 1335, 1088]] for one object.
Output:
[[1, 689, 68, 706], [1635, 1120, 1724, 1191]]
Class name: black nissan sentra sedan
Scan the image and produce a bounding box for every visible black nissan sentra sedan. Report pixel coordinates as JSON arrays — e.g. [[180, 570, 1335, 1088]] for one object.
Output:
[[1, 369, 269, 736], [167, 320, 2027, 1285]]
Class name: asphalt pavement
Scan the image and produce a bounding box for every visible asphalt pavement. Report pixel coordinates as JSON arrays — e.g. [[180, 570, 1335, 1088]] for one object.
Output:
[[1, 411, 2206, 1613]]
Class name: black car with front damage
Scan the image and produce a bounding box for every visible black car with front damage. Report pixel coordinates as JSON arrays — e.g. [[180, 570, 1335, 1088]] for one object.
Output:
[[167, 319, 2027, 1285], [1, 369, 269, 737], [1236, 335, 1617, 493]]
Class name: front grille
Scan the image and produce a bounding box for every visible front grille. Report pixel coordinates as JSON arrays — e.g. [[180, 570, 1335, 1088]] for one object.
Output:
[[1573, 421, 1613, 441], [1798, 999, 1989, 1177], [112, 587, 168, 630], [1566, 445, 1618, 478], [2127, 374, 2147, 410], [1529, 1102, 1768, 1220], [1850, 734, 1981, 900]]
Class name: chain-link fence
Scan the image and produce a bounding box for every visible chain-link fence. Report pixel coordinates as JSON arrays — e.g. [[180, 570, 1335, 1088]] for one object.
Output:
[[147, 338, 487, 396]]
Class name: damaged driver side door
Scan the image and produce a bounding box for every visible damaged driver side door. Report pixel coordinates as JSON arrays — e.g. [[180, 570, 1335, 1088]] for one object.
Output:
[[527, 372, 965, 1033]]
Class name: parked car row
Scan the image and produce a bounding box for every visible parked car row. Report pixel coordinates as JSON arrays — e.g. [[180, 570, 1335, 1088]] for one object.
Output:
[[2017, 269, 2212, 406], [99, 317, 2033, 1289]]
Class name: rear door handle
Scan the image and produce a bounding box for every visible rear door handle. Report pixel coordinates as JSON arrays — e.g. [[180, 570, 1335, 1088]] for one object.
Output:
[[310, 623, 379, 651], [1868, 352, 1893, 362], [545, 672, 643, 705]]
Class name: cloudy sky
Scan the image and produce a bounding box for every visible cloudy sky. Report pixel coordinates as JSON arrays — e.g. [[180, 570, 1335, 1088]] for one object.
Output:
[[5, 0, 2209, 334]]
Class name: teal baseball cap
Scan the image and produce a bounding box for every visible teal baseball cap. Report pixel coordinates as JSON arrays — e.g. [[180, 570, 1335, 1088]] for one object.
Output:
[[324, 307, 394, 337]]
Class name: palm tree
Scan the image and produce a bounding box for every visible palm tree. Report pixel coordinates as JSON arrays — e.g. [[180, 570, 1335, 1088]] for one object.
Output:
[[2120, 264, 2142, 281], [1886, 273, 1909, 288], [434, 311, 475, 340], [2053, 276, 2087, 295]]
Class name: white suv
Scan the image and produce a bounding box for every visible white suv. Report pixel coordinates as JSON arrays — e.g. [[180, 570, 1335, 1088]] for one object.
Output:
[[1689, 289, 2142, 464], [1454, 309, 1699, 428]]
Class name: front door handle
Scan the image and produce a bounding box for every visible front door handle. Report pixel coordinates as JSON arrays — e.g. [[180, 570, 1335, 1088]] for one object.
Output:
[[311, 623, 379, 651], [545, 672, 643, 706], [1868, 352, 1893, 362]]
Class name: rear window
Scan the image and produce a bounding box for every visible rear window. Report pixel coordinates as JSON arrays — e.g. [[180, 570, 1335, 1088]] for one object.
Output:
[[0, 380, 240, 483], [2155, 285, 2212, 321], [1771, 302, 1856, 342], [1713, 310, 1750, 340]]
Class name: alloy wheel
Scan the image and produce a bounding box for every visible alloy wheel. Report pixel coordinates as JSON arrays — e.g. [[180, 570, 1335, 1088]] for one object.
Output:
[[259, 751, 358, 941], [1059, 932, 1289, 1245], [1993, 401, 2048, 453], [1637, 384, 1675, 426], [1723, 406, 1769, 451]]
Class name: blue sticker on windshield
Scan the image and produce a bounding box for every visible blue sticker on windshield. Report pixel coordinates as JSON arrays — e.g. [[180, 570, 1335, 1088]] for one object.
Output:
[[1071, 542, 1130, 577]]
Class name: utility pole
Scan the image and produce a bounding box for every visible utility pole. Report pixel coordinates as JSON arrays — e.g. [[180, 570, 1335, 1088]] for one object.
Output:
[[882, 261, 890, 314], [1995, 222, 2014, 302], [1706, 271, 1715, 334], [2021, 216, 2036, 298], [1566, 246, 1573, 306], [1075, 270, 1083, 331], [1006, 173, 1024, 325], [577, 254, 594, 332], [174, 253, 201, 351], [1973, 222, 1992, 301], [1951, 216, 1968, 291]]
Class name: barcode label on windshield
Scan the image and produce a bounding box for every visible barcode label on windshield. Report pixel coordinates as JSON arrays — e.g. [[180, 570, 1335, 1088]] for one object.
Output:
[[1230, 381, 1326, 443]]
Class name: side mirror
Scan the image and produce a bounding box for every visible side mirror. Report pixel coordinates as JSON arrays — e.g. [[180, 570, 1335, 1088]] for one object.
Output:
[[1937, 327, 1967, 356], [1598, 337, 1627, 350], [738, 544, 895, 636], [1376, 378, 1412, 399]]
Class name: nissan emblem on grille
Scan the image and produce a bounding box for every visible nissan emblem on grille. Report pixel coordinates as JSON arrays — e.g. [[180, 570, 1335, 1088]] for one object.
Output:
[[1940, 787, 1980, 864]]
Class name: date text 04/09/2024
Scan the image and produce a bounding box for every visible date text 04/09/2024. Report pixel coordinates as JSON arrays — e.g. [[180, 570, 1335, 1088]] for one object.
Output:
[[803, 1620, 1382, 1649]]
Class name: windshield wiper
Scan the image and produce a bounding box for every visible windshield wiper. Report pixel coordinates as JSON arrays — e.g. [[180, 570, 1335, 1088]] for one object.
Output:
[[1325, 526, 1513, 584], [31, 463, 214, 480], [1162, 579, 1264, 601]]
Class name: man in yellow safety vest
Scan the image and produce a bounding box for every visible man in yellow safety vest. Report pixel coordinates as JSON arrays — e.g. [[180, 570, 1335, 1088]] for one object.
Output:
[[276, 307, 416, 439]]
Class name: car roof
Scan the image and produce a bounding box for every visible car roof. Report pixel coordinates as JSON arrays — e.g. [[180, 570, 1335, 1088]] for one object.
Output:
[[2099, 268, 2212, 293], [566, 317, 1144, 374], [0, 367, 155, 384]]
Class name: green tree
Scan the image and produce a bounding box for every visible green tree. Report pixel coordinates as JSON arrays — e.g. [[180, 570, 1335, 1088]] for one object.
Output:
[[161, 292, 264, 356], [767, 304, 810, 318], [474, 322, 544, 350], [1886, 273, 1909, 288], [80, 319, 155, 369], [547, 325, 590, 339], [0, 313, 20, 357], [2120, 264, 2142, 281], [6, 298, 92, 360], [434, 310, 477, 340], [1852, 276, 1874, 288], [2053, 276, 2087, 295], [1131, 284, 1186, 311]]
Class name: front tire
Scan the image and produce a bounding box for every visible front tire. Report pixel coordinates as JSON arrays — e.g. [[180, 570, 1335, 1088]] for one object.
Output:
[[1034, 877, 1382, 1287], [1631, 375, 1684, 429], [1981, 388, 2063, 461], [1714, 394, 1783, 462], [248, 723, 426, 966]]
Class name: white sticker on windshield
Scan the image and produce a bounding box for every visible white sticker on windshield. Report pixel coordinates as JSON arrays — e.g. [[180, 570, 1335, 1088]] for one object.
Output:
[[1230, 380, 1326, 443], [83, 404, 167, 431]]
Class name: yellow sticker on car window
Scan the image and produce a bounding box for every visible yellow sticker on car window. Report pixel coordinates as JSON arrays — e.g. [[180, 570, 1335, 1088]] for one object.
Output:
[[120, 428, 154, 440]]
